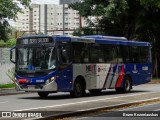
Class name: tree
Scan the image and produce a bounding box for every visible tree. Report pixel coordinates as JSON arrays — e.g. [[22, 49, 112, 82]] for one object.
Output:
[[0, 0, 31, 41]]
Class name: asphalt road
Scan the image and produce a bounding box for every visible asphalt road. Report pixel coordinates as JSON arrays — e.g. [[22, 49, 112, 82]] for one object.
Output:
[[0, 84, 160, 119], [79, 101, 160, 120]]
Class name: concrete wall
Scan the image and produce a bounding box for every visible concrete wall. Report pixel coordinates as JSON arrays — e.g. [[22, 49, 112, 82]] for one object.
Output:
[[0, 48, 15, 84]]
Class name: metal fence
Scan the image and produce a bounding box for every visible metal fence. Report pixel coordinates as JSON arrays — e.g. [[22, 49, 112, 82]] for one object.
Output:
[[0, 48, 14, 84]]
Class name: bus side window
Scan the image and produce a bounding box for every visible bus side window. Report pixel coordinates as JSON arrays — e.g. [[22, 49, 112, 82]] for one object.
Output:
[[140, 47, 150, 63], [58, 45, 71, 70], [120, 45, 130, 63], [90, 44, 104, 63], [73, 42, 89, 63], [132, 46, 141, 63], [103, 44, 118, 64]]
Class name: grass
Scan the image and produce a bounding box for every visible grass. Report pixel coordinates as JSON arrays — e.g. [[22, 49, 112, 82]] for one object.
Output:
[[0, 83, 15, 88]]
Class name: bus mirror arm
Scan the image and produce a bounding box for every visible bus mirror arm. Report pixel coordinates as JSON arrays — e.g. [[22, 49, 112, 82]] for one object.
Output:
[[10, 46, 16, 64]]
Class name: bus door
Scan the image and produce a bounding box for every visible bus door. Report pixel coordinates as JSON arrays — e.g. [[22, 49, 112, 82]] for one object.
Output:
[[56, 42, 73, 91]]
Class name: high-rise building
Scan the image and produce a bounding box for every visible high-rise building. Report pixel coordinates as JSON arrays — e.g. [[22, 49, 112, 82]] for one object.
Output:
[[14, 4, 88, 35]]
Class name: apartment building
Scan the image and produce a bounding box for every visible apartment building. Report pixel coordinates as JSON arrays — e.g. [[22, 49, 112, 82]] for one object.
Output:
[[14, 4, 88, 35]]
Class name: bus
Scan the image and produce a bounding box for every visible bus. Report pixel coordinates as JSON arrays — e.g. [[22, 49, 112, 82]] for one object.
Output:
[[10, 35, 152, 98]]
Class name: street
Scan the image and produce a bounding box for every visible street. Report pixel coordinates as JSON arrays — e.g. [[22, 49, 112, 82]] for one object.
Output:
[[0, 83, 160, 119]]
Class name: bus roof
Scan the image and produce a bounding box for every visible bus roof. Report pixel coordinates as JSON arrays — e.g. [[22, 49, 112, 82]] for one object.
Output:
[[18, 35, 151, 47], [82, 35, 127, 41]]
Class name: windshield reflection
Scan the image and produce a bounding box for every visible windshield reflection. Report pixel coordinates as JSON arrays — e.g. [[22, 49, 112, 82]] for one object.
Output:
[[16, 47, 55, 71]]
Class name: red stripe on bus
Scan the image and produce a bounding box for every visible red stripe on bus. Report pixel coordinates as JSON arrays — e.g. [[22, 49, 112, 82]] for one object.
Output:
[[116, 65, 125, 88], [18, 79, 27, 83]]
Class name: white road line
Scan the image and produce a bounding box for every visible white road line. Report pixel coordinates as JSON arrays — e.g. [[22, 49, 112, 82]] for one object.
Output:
[[77, 97, 160, 112], [74, 97, 160, 120], [153, 109, 160, 111], [0, 101, 8, 104], [14, 92, 159, 111]]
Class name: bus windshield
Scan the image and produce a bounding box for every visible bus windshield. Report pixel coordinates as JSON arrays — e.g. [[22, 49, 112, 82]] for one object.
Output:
[[16, 47, 56, 71]]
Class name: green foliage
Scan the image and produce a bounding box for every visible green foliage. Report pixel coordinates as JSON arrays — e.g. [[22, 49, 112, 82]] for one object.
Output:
[[0, 83, 15, 88], [69, 0, 107, 17], [73, 27, 97, 36], [0, 0, 31, 41], [0, 39, 16, 47], [140, 0, 160, 8]]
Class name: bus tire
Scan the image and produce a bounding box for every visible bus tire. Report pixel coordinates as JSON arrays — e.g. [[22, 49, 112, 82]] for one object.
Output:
[[37, 92, 49, 98], [70, 79, 84, 98], [116, 76, 131, 93], [89, 89, 102, 95]]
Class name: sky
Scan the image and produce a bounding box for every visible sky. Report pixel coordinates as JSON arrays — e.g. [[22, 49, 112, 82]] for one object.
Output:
[[31, 0, 59, 4]]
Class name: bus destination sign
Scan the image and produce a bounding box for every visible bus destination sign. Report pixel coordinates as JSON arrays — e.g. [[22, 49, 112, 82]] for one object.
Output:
[[17, 37, 53, 45]]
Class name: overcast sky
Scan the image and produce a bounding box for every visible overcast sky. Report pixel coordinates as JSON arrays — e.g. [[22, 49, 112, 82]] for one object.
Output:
[[31, 0, 59, 4]]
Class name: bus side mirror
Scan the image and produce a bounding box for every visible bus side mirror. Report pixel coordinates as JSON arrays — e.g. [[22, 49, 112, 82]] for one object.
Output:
[[62, 49, 67, 60], [10, 46, 16, 64]]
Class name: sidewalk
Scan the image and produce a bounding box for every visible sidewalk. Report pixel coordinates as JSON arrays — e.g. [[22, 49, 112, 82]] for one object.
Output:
[[0, 80, 159, 96], [0, 88, 26, 96]]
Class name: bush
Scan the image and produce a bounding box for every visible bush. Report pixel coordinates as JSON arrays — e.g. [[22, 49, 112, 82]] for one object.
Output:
[[0, 39, 16, 48]]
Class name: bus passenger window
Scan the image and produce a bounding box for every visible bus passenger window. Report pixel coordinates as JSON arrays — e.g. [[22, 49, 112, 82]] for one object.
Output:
[[90, 44, 104, 63], [140, 47, 150, 63], [58, 45, 71, 64], [132, 46, 141, 63], [103, 45, 118, 64], [73, 42, 89, 63]]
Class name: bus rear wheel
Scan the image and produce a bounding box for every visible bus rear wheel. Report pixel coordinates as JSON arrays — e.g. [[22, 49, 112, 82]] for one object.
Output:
[[37, 92, 49, 98], [116, 76, 131, 93], [70, 79, 84, 98]]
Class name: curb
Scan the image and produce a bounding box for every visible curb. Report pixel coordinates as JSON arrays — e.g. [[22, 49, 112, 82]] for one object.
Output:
[[0, 88, 27, 96]]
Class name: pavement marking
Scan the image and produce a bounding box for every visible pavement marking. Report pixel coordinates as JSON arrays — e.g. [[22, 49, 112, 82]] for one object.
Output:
[[153, 109, 160, 111], [14, 92, 160, 111], [0, 101, 8, 104], [74, 97, 160, 120], [77, 97, 160, 112]]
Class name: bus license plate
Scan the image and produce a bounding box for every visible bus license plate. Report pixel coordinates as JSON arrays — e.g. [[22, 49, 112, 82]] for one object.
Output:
[[28, 86, 35, 89]]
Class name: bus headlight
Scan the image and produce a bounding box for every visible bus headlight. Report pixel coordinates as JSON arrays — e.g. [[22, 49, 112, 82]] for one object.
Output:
[[50, 76, 55, 81], [45, 76, 55, 85]]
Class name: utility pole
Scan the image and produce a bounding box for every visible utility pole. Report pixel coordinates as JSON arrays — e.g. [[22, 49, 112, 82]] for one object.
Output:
[[63, 3, 65, 35]]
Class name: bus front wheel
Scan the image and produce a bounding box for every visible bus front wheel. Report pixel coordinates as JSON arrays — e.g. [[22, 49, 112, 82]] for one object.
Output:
[[70, 79, 84, 98], [37, 92, 49, 98]]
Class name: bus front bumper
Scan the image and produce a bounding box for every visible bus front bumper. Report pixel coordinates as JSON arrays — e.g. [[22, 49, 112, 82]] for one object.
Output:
[[15, 81, 57, 92]]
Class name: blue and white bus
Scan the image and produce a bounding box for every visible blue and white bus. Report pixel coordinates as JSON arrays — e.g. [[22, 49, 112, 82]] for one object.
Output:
[[10, 35, 152, 98]]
